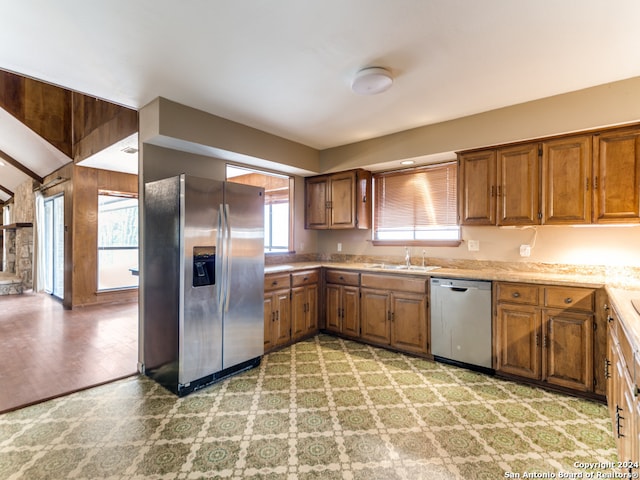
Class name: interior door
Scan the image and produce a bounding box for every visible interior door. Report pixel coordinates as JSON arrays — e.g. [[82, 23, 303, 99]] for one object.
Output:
[[43, 194, 64, 299]]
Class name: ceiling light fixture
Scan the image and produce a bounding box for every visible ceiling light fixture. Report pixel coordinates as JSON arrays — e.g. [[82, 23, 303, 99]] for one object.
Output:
[[351, 67, 393, 95], [401, 160, 415, 165]]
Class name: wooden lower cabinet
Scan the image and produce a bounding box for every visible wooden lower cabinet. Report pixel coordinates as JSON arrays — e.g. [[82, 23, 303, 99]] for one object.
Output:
[[543, 309, 593, 391], [325, 269, 360, 337], [291, 270, 319, 341], [495, 282, 597, 394], [325, 284, 360, 337], [496, 303, 541, 380], [264, 289, 291, 353], [606, 303, 638, 466], [360, 274, 428, 355], [264, 273, 291, 354]]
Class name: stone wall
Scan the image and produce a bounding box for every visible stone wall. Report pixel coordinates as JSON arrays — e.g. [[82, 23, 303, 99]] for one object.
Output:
[[3, 179, 36, 289]]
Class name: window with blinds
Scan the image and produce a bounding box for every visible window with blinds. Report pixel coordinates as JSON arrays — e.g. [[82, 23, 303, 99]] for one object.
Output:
[[226, 165, 293, 253], [373, 161, 460, 245]]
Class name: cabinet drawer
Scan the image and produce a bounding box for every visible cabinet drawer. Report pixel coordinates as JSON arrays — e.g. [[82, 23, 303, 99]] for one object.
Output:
[[264, 273, 290, 291], [325, 270, 360, 286], [496, 283, 540, 305], [361, 273, 427, 293], [544, 286, 594, 311], [291, 269, 319, 287]]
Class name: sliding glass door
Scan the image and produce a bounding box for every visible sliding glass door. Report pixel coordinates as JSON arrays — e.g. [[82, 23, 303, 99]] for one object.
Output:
[[43, 194, 64, 299]]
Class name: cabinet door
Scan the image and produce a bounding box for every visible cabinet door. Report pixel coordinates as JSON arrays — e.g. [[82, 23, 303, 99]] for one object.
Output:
[[342, 285, 361, 337], [305, 176, 329, 229], [306, 284, 318, 333], [291, 286, 307, 340], [594, 127, 640, 223], [360, 288, 390, 344], [391, 292, 427, 355], [273, 290, 291, 347], [542, 135, 592, 225], [459, 150, 496, 225], [497, 143, 540, 225], [496, 303, 541, 379], [264, 294, 275, 353], [325, 284, 342, 333], [615, 355, 636, 463], [543, 310, 593, 392], [330, 171, 357, 228]]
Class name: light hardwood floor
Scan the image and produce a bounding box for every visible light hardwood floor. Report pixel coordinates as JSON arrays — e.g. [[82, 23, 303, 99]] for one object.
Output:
[[0, 291, 138, 413]]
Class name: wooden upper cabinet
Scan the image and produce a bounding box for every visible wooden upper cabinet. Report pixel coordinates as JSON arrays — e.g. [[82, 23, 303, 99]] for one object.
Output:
[[497, 143, 540, 225], [593, 127, 640, 224], [305, 169, 371, 229], [459, 149, 496, 225], [304, 175, 330, 229], [542, 135, 592, 225]]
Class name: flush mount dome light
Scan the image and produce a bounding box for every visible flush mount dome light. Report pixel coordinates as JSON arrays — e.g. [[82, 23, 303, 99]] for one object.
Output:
[[351, 67, 393, 95]]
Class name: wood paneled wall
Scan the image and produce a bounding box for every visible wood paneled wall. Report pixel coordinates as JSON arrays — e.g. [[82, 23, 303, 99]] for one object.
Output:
[[43, 164, 138, 308], [0, 69, 138, 163]]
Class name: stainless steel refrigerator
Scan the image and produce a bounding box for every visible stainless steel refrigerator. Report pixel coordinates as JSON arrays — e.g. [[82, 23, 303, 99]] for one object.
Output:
[[142, 174, 264, 396]]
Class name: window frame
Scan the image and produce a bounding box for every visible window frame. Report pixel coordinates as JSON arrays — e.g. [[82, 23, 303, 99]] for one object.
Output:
[[372, 161, 461, 247], [97, 190, 139, 292], [225, 164, 295, 254]]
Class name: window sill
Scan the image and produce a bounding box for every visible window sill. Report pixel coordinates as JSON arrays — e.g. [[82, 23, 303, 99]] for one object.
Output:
[[371, 240, 462, 247]]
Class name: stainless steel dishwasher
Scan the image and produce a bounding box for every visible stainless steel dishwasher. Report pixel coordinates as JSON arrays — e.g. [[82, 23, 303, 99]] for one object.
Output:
[[430, 277, 493, 371]]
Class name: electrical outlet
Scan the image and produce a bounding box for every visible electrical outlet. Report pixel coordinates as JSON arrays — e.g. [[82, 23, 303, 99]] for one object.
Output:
[[519, 244, 531, 257], [337, 242, 342, 252], [468, 240, 480, 251]]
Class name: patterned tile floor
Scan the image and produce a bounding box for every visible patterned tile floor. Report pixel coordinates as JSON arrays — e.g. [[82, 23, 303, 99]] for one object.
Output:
[[0, 334, 618, 479]]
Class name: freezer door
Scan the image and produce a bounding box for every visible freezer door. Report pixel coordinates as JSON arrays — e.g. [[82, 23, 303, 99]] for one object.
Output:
[[222, 182, 265, 368], [179, 175, 224, 385]]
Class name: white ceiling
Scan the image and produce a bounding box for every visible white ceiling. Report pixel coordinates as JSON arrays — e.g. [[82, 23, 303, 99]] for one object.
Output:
[[2, 0, 640, 202]]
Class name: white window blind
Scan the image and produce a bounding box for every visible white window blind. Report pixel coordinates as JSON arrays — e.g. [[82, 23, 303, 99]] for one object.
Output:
[[373, 162, 460, 244]]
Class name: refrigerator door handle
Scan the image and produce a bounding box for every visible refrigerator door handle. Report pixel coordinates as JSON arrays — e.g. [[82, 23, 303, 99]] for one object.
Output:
[[223, 203, 232, 313], [217, 204, 226, 312]]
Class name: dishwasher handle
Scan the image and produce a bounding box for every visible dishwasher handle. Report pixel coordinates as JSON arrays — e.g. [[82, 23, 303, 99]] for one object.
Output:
[[438, 284, 471, 292]]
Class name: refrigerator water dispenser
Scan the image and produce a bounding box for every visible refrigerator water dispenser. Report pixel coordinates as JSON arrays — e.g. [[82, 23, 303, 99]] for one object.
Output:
[[193, 246, 215, 287]]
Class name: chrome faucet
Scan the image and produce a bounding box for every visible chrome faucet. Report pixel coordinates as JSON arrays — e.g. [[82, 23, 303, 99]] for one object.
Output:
[[405, 247, 411, 267]]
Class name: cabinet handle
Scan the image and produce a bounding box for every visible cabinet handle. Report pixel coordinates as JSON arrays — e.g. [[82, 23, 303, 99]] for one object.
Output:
[[564, 297, 573, 304], [512, 292, 520, 298], [491, 185, 496, 197], [272, 281, 278, 286], [535, 333, 539, 346], [497, 185, 502, 196], [586, 177, 589, 191], [542, 335, 547, 348], [339, 276, 344, 280], [303, 276, 309, 281], [387, 311, 391, 321], [391, 312, 395, 322], [604, 359, 611, 379], [616, 405, 625, 438], [603, 303, 609, 312], [593, 176, 598, 190]]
